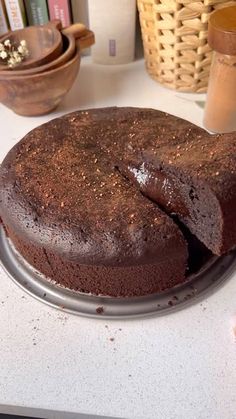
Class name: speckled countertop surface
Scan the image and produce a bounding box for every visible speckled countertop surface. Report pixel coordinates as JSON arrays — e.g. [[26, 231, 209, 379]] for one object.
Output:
[[0, 58, 235, 419]]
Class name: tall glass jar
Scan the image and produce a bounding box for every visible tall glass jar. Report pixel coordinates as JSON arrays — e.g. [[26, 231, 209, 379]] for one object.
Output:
[[203, 6, 236, 133]]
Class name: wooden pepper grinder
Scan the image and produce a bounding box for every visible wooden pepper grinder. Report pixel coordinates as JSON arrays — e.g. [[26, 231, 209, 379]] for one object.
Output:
[[203, 6, 236, 133]]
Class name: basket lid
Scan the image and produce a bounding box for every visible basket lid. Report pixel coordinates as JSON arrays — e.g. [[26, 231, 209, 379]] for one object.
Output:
[[208, 5, 236, 55]]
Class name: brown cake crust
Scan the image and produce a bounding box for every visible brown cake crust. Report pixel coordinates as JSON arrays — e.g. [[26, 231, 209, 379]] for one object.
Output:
[[0, 107, 235, 296], [99, 107, 236, 255], [6, 225, 187, 297], [0, 108, 188, 297]]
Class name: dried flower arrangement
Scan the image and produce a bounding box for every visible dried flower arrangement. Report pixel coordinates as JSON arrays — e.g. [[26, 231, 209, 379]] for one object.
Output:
[[0, 39, 29, 68]]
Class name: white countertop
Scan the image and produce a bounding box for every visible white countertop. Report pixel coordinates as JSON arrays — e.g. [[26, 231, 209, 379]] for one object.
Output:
[[0, 58, 235, 419]]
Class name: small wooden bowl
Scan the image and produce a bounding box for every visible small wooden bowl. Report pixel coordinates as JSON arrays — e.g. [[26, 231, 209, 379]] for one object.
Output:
[[0, 21, 63, 71], [0, 26, 94, 77], [0, 47, 81, 116]]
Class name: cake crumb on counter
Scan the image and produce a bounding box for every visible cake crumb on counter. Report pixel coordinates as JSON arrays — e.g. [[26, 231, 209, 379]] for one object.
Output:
[[96, 306, 104, 314]]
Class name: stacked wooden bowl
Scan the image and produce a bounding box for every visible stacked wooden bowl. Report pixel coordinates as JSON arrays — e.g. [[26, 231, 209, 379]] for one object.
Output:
[[0, 20, 95, 116]]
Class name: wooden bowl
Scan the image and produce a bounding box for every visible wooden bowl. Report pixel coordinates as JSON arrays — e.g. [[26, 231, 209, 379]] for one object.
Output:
[[0, 21, 63, 71], [0, 27, 94, 77], [0, 47, 81, 116]]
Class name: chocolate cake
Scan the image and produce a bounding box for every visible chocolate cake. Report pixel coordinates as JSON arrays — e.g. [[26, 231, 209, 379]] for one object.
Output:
[[0, 110, 188, 297], [0, 107, 235, 297], [106, 108, 236, 255]]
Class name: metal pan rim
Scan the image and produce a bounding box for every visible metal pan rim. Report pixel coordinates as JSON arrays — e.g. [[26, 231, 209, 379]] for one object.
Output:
[[0, 225, 235, 319]]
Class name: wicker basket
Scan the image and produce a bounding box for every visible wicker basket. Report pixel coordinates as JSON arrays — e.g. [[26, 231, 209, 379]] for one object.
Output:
[[137, 0, 236, 92]]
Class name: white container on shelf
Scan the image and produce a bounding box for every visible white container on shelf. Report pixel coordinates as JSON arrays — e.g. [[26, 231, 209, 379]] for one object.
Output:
[[88, 0, 136, 64]]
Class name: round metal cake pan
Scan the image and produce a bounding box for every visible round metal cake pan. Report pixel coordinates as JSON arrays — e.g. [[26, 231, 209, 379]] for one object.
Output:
[[0, 225, 236, 319]]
